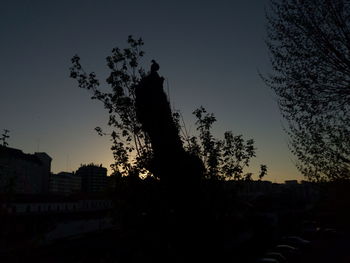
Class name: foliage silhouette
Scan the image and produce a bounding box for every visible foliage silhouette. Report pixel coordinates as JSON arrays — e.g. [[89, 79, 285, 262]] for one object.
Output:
[[189, 107, 267, 181], [70, 36, 266, 181], [0, 129, 10, 147], [265, 0, 350, 181], [70, 36, 151, 178]]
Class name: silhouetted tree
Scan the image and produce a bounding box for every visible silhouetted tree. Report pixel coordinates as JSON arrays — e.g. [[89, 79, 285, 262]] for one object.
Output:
[[70, 37, 266, 181], [192, 107, 222, 179], [70, 36, 152, 177], [265, 0, 350, 181], [186, 107, 267, 180], [259, 164, 268, 180], [0, 129, 10, 147]]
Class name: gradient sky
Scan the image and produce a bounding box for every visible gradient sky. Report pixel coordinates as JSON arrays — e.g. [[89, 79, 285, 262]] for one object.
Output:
[[0, 0, 302, 182]]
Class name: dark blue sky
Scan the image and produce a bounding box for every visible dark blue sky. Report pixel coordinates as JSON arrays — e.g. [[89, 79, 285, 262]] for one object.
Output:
[[0, 0, 301, 182]]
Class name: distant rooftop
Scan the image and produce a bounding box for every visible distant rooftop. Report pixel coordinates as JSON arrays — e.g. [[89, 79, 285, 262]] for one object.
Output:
[[0, 145, 51, 165]]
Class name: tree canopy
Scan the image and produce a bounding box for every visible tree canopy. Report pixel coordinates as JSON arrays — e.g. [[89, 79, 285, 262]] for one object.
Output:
[[70, 36, 266, 181], [265, 0, 350, 181]]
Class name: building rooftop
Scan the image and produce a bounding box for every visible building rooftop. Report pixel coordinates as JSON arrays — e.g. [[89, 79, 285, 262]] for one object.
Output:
[[0, 145, 51, 165]]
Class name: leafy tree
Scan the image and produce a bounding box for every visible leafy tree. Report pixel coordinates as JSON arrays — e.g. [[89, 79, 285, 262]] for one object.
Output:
[[259, 164, 268, 181], [185, 107, 266, 180], [70, 36, 266, 181], [0, 129, 10, 147], [192, 107, 222, 179], [265, 0, 350, 181], [70, 36, 151, 177]]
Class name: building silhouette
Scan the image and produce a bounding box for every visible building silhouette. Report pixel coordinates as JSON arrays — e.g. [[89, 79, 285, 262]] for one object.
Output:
[[76, 164, 108, 193], [49, 172, 82, 195], [0, 145, 51, 194]]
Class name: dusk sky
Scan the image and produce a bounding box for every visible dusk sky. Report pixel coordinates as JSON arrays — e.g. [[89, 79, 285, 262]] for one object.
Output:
[[0, 0, 301, 182]]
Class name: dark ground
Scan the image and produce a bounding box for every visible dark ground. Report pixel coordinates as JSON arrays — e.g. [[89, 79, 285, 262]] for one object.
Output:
[[3, 181, 350, 263], [2, 224, 350, 263]]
